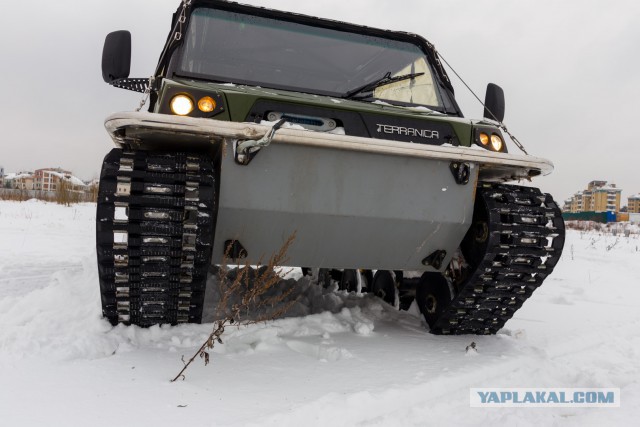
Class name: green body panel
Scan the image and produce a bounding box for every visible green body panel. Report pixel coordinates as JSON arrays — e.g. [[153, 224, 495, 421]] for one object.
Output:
[[155, 78, 474, 147]]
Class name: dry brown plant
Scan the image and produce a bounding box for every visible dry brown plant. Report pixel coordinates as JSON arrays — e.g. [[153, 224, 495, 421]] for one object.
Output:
[[54, 180, 84, 206], [172, 234, 298, 382], [0, 189, 29, 201], [54, 179, 72, 206], [87, 183, 99, 203], [1, 185, 93, 204]]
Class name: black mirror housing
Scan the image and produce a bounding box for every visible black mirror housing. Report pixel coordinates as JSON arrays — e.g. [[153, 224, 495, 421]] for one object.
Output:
[[483, 83, 505, 123], [102, 31, 131, 83]]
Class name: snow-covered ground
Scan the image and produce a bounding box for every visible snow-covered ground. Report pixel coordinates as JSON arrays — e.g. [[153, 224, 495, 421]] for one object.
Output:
[[1, 200, 638, 426]]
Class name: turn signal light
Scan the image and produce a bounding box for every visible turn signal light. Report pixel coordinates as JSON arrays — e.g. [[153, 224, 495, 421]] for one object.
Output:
[[198, 96, 216, 113]]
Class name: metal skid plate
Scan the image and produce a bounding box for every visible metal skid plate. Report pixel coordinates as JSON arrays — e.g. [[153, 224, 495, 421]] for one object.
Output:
[[212, 140, 478, 271]]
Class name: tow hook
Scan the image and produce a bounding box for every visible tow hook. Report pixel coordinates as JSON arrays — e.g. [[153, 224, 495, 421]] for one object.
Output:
[[235, 118, 287, 165], [450, 162, 470, 185]]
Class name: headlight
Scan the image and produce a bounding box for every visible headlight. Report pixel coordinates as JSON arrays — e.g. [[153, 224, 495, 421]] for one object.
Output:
[[474, 127, 507, 153], [490, 134, 503, 151], [197, 96, 216, 113], [170, 95, 194, 116]]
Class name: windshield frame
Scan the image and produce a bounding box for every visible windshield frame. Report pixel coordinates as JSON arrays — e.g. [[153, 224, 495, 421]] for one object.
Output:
[[162, 0, 462, 116]]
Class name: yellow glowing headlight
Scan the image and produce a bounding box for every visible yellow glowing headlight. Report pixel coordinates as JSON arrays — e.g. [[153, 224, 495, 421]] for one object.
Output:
[[197, 96, 216, 113], [479, 132, 490, 146], [490, 134, 503, 151], [170, 95, 194, 116]]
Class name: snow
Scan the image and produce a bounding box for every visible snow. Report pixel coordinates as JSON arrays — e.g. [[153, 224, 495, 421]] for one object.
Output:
[[257, 120, 347, 135], [328, 126, 346, 135], [3, 172, 32, 180], [260, 119, 307, 131], [407, 105, 444, 116], [47, 170, 87, 187], [1, 200, 639, 426]]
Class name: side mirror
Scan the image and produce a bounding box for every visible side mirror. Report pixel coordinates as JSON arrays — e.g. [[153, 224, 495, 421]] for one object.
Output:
[[102, 31, 131, 83], [483, 83, 505, 122]]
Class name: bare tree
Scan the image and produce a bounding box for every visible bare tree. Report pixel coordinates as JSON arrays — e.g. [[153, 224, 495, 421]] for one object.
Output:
[[54, 179, 72, 206]]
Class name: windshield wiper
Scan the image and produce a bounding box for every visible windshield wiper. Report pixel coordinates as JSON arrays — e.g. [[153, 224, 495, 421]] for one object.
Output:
[[343, 71, 424, 99]]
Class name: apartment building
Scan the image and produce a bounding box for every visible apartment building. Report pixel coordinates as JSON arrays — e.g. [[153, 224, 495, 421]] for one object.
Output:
[[13, 173, 35, 190], [33, 168, 86, 192], [629, 195, 640, 214], [566, 181, 622, 213]]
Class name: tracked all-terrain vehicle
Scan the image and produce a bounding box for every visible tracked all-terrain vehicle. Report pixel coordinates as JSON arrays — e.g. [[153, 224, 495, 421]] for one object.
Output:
[[98, 0, 565, 334]]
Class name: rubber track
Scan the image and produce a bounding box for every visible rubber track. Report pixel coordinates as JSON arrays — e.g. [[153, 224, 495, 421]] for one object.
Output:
[[432, 183, 565, 335], [96, 149, 216, 326]]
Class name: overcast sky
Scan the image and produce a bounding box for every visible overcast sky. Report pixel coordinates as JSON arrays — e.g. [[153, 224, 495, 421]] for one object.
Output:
[[1, 0, 639, 204]]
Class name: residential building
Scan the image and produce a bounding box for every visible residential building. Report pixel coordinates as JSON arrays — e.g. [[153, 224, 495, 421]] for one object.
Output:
[[34, 168, 70, 191], [592, 183, 621, 212], [565, 181, 622, 213], [629, 195, 640, 214], [34, 168, 86, 192], [14, 173, 35, 190], [3, 172, 35, 190], [2, 172, 33, 190], [587, 180, 607, 191], [569, 192, 583, 213], [581, 191, 593, 211]]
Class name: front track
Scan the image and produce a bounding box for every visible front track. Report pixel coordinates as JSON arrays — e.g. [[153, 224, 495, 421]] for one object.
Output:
[[96, 149, 216, 326]]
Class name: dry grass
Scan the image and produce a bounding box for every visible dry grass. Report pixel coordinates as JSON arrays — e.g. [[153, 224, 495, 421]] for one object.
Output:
[[53, 180, 96, 206], [566, 220, 639, 236], [0, 184, 97, 204], [565, 220, 604, 232], [0, 190, 31, 202], [172, 234, 298, 382]]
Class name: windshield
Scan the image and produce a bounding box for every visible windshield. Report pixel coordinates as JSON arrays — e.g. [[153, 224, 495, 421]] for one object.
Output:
[[177, 7, 444, 109]]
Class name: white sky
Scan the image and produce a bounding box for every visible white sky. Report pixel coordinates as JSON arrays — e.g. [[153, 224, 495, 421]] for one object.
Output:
[[1, 0, 639, 204]]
